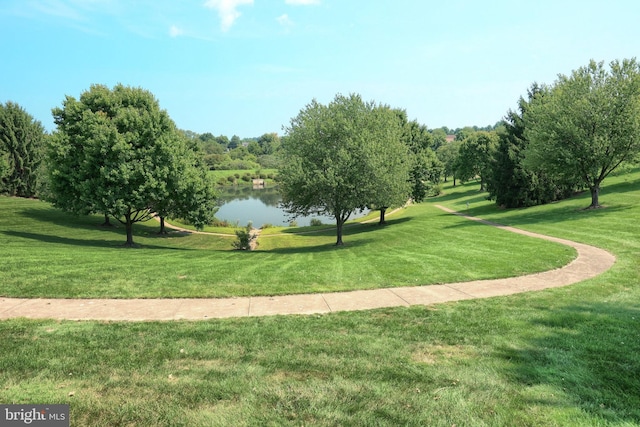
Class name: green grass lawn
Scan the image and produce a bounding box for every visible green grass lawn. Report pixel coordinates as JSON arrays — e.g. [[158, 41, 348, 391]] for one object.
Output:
[[0, 194, 574, 298], [209, 168, 278, 186], [1, 167, 639, 426]]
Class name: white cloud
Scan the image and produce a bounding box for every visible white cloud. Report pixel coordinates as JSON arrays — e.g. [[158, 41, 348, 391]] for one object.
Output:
[[169, 25, 183, 37], [285, 0, 321, 5], [203, 0, 254, 32], [276, 14, 293, 28]]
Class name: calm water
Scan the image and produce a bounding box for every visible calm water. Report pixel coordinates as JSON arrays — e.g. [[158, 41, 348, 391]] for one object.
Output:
[[215, 185, 367, 227]]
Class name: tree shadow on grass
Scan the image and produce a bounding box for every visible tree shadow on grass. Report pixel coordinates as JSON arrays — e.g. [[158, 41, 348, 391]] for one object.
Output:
[[496, 302, 640, 423], [2, 230, 191, 250], [278, 216, 413, 236], [14, 207, 191, 241], [433, 173, 639, 228], [259, 217, 413, 253], [260, 237, 377, 254], [444, 203, 634, 230], [13, 207, 117, 233]]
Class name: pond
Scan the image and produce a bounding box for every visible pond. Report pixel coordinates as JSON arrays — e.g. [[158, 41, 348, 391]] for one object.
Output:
[[214, 185, 368, 227]]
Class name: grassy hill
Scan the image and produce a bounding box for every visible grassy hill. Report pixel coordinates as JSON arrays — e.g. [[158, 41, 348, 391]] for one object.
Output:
[[0, 191, 574, 298], [0, 167, 638, 425]]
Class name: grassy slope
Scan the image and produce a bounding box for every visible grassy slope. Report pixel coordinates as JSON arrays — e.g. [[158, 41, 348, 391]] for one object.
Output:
[[0, 196, 574, 298], [209, 169, 278, 186], [1, 168, 639, 426]]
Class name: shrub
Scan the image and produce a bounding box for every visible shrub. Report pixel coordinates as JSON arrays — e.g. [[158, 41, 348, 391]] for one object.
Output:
[[310, 218, 323, 226], [232, 222, 257, 250], [226, 175, 235, 183], [212, 218, 232, 227], [428, 184, 442, 197], [289, 220, 298, 227], [241, 174, 251, 182]]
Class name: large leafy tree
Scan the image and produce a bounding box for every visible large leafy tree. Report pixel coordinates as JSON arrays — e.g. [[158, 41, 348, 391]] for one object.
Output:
[[487, 85, 578, 208], [47, 84, 215, 246], [153, 135, 218, 234], [367, 108, 412, 224], [436, 139, 461, 185], [279, 93, 409, 245], [456, 130, 498, 190], [524, 58, 640, 208], [396, 111, 443, 201], [0, 102, 46, 197]]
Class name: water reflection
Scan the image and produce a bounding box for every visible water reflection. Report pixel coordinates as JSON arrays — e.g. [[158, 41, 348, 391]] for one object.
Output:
[[214, 185, 366, 227]]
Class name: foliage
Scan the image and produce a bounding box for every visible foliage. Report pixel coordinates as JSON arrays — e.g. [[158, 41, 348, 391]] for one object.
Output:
[[396, 110, 443, 203], [366, 109, 412, 224], [429, 127, 448, 150], [232, 222, 257, 250], [0, 146, 9, 183], [524, 58, 640, 208], [486, 85, 579, 208], [153, 136, 218, 233], [280, 94, 410, 244], [456, 130, 498, 190], [0, 101, 46, 197], [210, 169, 278, 186], [436, 139, 462, 185], [47, 83, 211, 246]]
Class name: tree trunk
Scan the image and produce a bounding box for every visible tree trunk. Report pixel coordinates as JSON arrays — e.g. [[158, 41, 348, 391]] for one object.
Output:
[[453, 175, 457, 187], [124, 213, 135, 247], [379, 207, 387, 225], [335, 219, 344, 246], [101, 214, 112, 227], [589, 184, 600, 208], [158, 216, 166, 234]]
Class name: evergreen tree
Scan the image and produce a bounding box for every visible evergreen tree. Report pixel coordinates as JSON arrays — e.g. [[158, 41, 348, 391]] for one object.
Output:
[[0, 102, 46, 197]]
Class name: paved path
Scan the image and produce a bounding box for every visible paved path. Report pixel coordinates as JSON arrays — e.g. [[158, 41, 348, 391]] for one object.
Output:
[[0, 206, 616, 321]]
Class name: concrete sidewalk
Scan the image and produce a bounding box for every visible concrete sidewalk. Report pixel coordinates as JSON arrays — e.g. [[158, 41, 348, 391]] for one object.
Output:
[[0, 206, 616, 322]]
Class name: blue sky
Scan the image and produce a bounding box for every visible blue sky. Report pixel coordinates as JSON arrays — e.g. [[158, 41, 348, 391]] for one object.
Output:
[[2, 0, 639, 137]]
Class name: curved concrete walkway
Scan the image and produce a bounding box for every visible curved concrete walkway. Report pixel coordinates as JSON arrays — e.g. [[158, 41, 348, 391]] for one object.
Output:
[[0, 205, 616, 321]]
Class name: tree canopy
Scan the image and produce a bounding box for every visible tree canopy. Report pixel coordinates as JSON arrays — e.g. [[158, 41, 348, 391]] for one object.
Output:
[[524, 58, 640, 208], [456, 130, 498, 190], [47, 84, 216, 246], [486, 85, 578, 208], [0, 101, 46, 197], [279, 93, 410, 245]]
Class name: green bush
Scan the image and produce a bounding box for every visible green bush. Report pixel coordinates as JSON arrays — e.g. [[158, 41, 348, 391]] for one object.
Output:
[[428, 184, 442, 197], [212, 218, 232, 227], [232, 222, 257, 250], [310, 218, 323, 226]]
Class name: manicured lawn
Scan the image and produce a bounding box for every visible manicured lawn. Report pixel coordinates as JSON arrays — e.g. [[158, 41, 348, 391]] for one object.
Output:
[[0, 195, 574, 298], [1, 167, 639, 425]]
